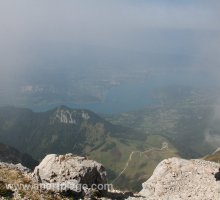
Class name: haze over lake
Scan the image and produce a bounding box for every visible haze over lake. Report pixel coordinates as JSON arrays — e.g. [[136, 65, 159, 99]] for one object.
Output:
[[0, 1, 219, 113]]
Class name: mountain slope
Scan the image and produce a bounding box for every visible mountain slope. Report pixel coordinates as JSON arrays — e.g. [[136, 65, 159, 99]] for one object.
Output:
[[0, 143, 38, 170], [0, 106, 161, 191], [0, 106, 180, 191], [88, 134, 179, 191], [105, 104, 216, 159], [0, 106, 145, 159], [204, 148, 220, 163]]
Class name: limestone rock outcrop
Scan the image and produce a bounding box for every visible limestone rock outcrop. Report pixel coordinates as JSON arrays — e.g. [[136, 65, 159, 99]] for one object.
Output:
[[129, 157, 220, 200], [32, 153, 107, 196]]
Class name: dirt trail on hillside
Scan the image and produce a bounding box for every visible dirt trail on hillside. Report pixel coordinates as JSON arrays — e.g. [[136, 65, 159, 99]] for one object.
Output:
[[111, 142, 168, 184]]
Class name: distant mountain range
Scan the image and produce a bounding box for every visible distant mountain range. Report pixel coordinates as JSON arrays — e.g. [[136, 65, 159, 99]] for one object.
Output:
[[1, 87, 220, 191], [1, 102, 219, 191], [0, 106, 174, 191], [0, 106, 146, 159]]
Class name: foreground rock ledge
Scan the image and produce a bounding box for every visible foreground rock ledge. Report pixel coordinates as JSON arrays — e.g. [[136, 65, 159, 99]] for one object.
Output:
[[129, 157, 220, 200], [32, 154, 107, 196]]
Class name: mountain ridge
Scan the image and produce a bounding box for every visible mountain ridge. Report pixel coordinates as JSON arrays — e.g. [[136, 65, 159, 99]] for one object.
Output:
[[0, 143, 38, 170], [0, 106, 160, 191], [0, 106, 146, 158]]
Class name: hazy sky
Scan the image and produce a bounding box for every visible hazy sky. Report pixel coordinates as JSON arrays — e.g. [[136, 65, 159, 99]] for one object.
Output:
[[0, 0, 220, 90]]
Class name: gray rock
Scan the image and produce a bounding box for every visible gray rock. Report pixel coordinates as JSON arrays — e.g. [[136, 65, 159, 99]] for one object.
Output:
[[0, 162, 30, 173], [32, 154, 107, 196], [128, 157, 220, 200]]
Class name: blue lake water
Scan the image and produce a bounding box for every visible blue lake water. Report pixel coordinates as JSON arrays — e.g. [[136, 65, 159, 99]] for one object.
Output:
[[31, 70, 215, 114]]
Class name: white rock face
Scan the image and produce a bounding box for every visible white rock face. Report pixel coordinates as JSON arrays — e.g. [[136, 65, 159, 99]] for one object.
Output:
[[32, 154, 107, 194], [53, 109, 76, 124], [50, 108, 90, 125], [129, 157, 220, 200], [82, 111, 90, 120]]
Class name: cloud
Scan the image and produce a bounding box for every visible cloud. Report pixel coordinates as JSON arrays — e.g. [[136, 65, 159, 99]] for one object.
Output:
[[0, 0, 220, 96]]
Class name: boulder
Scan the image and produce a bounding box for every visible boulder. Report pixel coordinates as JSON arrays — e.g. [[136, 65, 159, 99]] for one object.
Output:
[[32, 153, 107, 196], [129, 157, 220, 200]]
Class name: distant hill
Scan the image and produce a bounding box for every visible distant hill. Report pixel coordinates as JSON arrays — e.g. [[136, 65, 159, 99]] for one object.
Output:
[[0, 106, 176, 191], [0, 106, 146, 159], [0, 143, 38, 170]]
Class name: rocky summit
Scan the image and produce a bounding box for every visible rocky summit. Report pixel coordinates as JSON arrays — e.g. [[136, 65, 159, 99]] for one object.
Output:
[[0, 154, 130, 200], [129, 157, 220, 200], [2, 154, 220, 200]]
